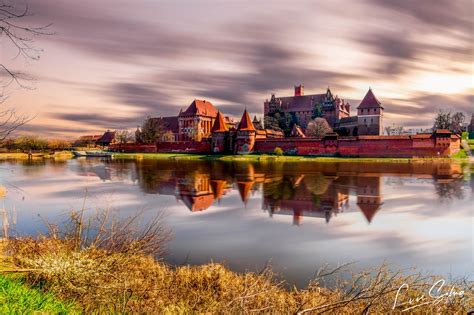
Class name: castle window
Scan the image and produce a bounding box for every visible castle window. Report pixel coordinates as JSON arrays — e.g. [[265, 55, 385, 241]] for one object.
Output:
[[364, 118, 367, 123], [371, 118, 373, 123]]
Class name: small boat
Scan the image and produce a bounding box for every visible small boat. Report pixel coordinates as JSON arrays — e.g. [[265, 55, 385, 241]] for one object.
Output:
[[85, 151, 112, 158], [72, 151, 87, 157]]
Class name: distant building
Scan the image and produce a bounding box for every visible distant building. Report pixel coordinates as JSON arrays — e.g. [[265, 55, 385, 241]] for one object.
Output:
[[96, 130, 116, 146], [356, 88, 384, 136], [264, 85, 384, 136], [73, 135, 102, 147], [468, 114, 474, 138], [264, 85, 351, 130], [151, 99, 236, 142]]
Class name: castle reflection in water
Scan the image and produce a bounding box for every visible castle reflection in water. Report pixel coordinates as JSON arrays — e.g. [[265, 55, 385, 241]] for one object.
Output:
[[72, 159, 464, 225]]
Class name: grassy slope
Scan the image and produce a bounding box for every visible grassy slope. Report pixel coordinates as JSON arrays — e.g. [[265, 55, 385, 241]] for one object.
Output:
[[112, 152, 463, 162], [0, 151, 74, 160], [0, 241, 78, 313], [0, 275, 78, 314]]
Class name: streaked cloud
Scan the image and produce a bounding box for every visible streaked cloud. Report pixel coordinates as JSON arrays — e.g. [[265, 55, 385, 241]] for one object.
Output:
[[6, 0, 472, 137]]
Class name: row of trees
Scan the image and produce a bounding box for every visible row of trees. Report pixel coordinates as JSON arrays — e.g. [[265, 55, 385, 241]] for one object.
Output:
[[2, 137, 71, 151], [264, 102, 329, 137], [433, 110, 465, 135]]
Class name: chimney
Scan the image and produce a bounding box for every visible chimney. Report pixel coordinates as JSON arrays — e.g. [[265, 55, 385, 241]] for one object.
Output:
[[294, 84, 304, 96]]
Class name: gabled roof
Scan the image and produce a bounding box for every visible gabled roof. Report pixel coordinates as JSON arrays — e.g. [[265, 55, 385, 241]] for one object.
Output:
[[211, 111, 229, 132], [96, 131, 116, 144], [290, 124, 306, 138], [237, 109, 256, 131], [357, 88, 384, 109], [277, 94, 326, 112], [179, 99, 219, 117]]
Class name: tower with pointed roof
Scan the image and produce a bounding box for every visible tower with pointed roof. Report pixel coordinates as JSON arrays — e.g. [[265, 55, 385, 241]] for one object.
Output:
[[357, 88, 384, 136], [235, 109, 256, 154], [211, 111, 229, 153]]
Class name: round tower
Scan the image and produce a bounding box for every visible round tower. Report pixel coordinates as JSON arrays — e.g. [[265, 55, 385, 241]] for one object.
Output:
[[235, 109, 256, 154]]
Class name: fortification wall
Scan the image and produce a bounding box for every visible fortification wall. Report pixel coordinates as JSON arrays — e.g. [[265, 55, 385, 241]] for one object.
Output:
[[109, 144, 157, 153], [156, 141, 211, 153], [254, 135, 460, 157], [114, 134, 460, 158]]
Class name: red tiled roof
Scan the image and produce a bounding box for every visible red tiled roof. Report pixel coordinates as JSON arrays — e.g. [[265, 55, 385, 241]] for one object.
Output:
[[290, 124, 306, 138], [211, 111, 229, 132], [434, 129, 451, 134], [96, 131, 116, 144], [357, 88, 384, 109], [179, 99, 218, 117], [237, 109, 256, 131], [277, 94, 326, 112]]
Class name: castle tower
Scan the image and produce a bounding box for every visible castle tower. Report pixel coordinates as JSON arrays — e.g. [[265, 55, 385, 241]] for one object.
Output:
[[357, 88, 384, 136], [211, 111, 229, 153], [235, 109, 256, 154], [356, 176, 383, 223], [294, 84, 304, 96]]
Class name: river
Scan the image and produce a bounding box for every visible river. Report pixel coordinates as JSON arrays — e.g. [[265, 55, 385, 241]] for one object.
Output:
[[1, 158, 472, 287]]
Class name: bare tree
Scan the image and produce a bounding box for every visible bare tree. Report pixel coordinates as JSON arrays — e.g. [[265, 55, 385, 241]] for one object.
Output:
[[0, 1, 52, 143], [115, 129, 133, 148], [305, 117, 332, 137], [433, 110, 465, 134]]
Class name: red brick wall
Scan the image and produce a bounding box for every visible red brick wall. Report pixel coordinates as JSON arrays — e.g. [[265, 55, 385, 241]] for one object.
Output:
[[254, 135, 459, 157], [156, 141, 211, 153], [109, 144, 157, 153]]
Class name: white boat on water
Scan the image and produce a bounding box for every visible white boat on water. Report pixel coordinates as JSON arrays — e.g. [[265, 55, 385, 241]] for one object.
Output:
[[73, 150, 112, 158], [72, 151, 87, 157]]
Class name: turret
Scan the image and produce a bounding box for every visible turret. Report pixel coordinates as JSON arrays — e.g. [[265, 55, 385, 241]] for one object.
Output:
[[294, 84, 304, 96], [211, 111, 229, 153], [357, 88, 384, 136], [235, 109, 256, 154]]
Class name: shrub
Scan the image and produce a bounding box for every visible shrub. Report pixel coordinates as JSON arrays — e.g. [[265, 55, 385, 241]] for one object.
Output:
[[273, 147, 284, 156]]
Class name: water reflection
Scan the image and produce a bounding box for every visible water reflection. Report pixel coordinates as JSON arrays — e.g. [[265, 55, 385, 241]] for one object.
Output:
[[0, 158, 472, 286], [125, 160, 467, 224]]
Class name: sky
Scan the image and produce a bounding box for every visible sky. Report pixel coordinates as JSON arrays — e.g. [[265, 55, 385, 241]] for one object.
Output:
[[3, 0, 473, 138]]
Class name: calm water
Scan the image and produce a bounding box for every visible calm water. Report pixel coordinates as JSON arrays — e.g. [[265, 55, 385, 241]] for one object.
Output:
[[1, 158, 473, 286]]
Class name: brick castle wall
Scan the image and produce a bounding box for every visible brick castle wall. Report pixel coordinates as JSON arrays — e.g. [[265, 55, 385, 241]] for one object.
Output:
[[254, 135, 460, 157], [114, 135, 460, 158]]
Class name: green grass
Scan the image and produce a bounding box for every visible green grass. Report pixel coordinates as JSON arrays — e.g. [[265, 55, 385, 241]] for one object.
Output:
[[112, 152, 456, 163], [0, 275, 78, 314], [451, 149, 468, 159]]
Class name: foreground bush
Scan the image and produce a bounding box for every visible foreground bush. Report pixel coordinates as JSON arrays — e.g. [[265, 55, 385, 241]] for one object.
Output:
[[2, 237, 471, 314], [1, 208, 472, 313]]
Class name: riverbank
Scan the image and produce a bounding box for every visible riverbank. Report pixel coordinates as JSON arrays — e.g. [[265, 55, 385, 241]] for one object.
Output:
[[0, 151, 74, 160], [112, 152, 469, 162], [0, 237, 471, 314]]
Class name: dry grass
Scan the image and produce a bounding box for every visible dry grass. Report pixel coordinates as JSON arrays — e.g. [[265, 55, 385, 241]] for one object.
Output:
[[1, 208, 472, 313], [2, 239, 471, 313]]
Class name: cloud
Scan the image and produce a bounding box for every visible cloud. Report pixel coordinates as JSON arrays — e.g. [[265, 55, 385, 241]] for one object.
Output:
[[15, 0, 473, 133]]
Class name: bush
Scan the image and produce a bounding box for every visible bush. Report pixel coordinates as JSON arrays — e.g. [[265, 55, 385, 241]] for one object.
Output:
[[273, 147, 284, 156]]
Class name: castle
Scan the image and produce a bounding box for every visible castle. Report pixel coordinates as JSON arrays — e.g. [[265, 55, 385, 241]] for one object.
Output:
[[264, 85, 384, 136], [115, 85, 460, 157]]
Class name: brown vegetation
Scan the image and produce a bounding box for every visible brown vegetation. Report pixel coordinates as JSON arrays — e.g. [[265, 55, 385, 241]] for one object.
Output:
[[1, 208, 472, 313]]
